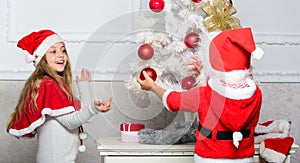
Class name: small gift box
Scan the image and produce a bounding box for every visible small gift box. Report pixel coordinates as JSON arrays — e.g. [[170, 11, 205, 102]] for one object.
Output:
[[120, 123, 145, 143]]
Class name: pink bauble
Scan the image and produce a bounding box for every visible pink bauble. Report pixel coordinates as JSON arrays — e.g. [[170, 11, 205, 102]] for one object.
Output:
[[149, 0, 165, 13], [139, 67, 157, 81], [181, 76, 196, 90], [138, 44, 154, 60], [184, 32, 200, 49]]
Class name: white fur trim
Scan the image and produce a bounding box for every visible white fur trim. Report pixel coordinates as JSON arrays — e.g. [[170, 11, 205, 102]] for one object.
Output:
[[210, 69, 251, 84], [25, 54, 36, 64], [233, 131, 243, 148], [78, 145, 86, 153], [254, 120, 291, 134], [8, 106, 75, 137], [251, 47, 264, 60], [254, 120, 291, 143], [194, 154, 253, 163], [162, 89, 173, 112], [260, 141, 286, 163], [208, 78, 256, 99], [33, 34, 63, 66]]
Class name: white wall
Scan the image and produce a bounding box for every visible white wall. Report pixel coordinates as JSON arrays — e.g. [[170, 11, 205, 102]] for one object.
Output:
[[1, 0, 299, 163], [234, 0, 300, 82], [0, 0, 300, 82]]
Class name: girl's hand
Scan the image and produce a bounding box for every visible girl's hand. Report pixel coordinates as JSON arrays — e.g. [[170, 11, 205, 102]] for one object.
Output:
[[137, 71, 156, 91], [186, 56, 203, 76], [76, 68, 91, 82], [94, 97, 112, 113]]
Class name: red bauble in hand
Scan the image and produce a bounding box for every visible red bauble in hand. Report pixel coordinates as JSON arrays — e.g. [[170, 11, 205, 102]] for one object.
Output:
[[149, 0, 165, 13], [181, 76, 196, 90], [139, 67, 157, 81], [192, 0, 202, 3], [138, 44, 154, 60], [184, 32, 200, 49]]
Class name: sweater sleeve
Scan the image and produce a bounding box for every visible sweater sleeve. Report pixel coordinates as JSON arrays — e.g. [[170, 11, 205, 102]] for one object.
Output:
[[55, 81, 99, 129], [55, 105, 98, 129], [76, 81, 92, 108]]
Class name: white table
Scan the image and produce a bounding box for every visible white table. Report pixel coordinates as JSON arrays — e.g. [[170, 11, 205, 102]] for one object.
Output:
[[97, 137, 298, 163]]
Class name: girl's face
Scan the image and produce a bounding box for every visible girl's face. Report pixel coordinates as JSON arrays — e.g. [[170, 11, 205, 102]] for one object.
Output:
[[45, 42, 68, 72]]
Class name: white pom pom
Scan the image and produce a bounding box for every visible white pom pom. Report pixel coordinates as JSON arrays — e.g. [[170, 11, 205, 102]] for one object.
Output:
[[78, 145, 86, 152], [79, 132, 88, 140], [252, 47, 264, 60], [233, 131, 243, 148], [25, 55, 36, 64]]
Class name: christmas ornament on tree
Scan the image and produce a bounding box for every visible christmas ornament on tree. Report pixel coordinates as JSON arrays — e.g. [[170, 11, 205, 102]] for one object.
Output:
[[184, 32, 201, 49], [149, 0, 165, 13], [201, 0, 241, 32], [181, 76, 196, 90], [139, 67, 157, 81], [138, 44, 154, 60], [192, 0, 202, 3]]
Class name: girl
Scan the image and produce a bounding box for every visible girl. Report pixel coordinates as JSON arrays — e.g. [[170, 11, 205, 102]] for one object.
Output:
[[6, 29, 112, 163]]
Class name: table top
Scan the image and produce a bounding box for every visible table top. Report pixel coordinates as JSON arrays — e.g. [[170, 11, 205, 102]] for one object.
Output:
[[97, 137, 298, 156], [97, 137, 195, 152]]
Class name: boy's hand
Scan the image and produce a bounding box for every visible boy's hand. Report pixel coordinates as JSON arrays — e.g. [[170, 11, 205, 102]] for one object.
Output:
[[137, 71, 156, 91], [187, 56, 203, 76]]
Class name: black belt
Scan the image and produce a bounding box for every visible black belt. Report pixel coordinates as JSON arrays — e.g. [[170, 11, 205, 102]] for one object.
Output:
[[198, 124, 251, 140]]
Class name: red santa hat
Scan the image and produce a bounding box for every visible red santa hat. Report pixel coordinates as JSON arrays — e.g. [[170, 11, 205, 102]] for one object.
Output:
[[254, 120, 294, 163], [17, 29, 63, 67], [260, 137, 294, 163], [209, 28, 263, 73]]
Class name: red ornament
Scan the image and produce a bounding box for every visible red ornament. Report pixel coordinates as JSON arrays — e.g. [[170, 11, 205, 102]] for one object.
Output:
[[138, 44, 154, 60], [184, 32, 200, 49], [181, 76, 196, 90], [149, 0, 165, 13], [139, 67, 157, 81], [192, 0, 202, 3]]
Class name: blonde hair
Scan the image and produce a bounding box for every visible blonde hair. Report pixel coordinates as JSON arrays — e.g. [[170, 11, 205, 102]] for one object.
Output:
[[6, 48, 73, 132]]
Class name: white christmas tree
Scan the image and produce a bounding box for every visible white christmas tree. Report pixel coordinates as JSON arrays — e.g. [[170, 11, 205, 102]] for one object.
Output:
[[126, 0, 241, 115], [126, 0, 210, 105]]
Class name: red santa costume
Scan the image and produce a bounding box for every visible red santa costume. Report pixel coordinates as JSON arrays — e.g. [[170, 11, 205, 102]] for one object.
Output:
[[8, 30, 98, 163], [162, 28, 264, 162]]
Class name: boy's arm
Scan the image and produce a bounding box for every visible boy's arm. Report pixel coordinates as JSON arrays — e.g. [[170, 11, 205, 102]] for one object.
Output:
[[138, 71, 199, 113]]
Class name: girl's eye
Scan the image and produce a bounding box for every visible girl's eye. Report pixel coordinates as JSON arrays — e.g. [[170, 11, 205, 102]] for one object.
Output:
[[62, 49, 67, 53], [50, 50, 56, 54]]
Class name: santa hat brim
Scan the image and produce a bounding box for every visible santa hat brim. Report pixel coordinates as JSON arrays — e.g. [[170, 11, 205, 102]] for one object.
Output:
[[33, 34, 63, 66]]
